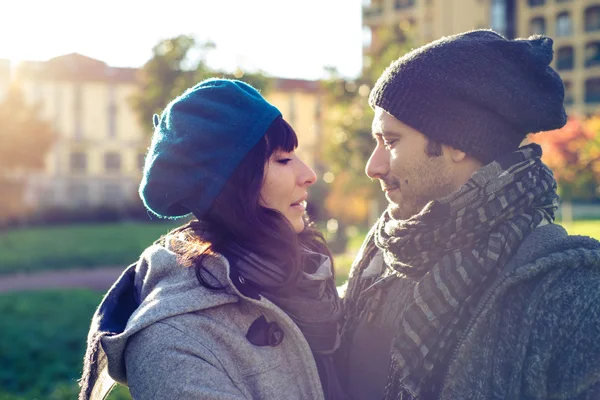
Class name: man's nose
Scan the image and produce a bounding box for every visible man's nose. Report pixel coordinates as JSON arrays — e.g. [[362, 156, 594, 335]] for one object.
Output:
[[366, 146, 389, 180]]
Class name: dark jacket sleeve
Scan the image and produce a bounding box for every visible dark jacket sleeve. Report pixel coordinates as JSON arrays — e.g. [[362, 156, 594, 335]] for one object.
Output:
[[125, 321, 248, 399], [530, 267, 600, 400]]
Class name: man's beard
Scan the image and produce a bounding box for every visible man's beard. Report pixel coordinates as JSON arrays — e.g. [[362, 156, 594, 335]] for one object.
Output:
[[388, 199, 427, 220], [386, 182, 457, 221]]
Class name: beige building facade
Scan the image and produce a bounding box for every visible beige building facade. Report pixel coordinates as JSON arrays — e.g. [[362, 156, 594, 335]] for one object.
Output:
[[519, 0, 600, 116], [267, 78, 324, 170], [9, 54, 325, 211], [363, 0, 492, 50], [14, 54, 146, 210], [0, 59, 10, 101], [362, 0, 600, 117]]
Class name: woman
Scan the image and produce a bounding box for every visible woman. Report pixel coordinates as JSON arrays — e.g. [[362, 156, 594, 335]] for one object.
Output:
[[78, 79, 347, 400]]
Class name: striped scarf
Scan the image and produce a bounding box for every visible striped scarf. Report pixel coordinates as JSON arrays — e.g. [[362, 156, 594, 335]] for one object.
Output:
[[341, 144, 559, 399]]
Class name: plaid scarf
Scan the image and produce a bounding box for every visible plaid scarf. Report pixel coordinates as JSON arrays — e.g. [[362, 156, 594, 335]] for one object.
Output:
[[341, 144, 559, 399]]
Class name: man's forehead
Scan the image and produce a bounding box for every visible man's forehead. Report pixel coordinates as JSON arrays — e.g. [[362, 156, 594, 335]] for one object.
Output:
[[371, 107, 389, 133]]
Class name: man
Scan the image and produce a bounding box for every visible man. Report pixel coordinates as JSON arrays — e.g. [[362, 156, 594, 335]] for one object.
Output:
[[338, 29, 600, 400]]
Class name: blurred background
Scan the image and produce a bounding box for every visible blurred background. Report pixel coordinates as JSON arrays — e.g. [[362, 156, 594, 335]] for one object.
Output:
[[1, 0, 600, 398]]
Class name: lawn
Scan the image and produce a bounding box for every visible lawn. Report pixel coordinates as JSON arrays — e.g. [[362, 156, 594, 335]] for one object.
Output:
[[0, 220, 597, 399], [0, 221, 182, 275], [0, 219, 597, 280], [561, 219, 600, 239], [0, 289, 132, 400]]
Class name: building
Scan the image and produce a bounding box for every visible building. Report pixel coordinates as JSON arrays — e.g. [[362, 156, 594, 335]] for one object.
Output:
[[0, 59, 10, 101], [519, 0, 600, 116], [363, 0, 498, 50], [14, 54, 146, 210], [267, 78, 324, 171], [10, 53, 325, 211], [362, 0, 600, 116]]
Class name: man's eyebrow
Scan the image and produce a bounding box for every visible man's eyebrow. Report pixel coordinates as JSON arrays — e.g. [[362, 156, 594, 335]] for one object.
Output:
[[374, 130, 400, 138]]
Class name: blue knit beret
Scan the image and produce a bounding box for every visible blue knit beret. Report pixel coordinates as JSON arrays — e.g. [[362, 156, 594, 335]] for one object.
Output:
[[369, 29, 567, 164], [139, 78, 281, 218]]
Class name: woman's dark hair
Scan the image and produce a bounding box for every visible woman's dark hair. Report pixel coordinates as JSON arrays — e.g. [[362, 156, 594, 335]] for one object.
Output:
[[168, 117, 333, 292]]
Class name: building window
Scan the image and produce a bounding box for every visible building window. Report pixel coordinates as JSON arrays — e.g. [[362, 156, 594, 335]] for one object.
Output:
[[363, 3, 382, 18], [68, 183, 89, 207], [107, 85, 117, 138], [103, 184, 123, 205], [585, 6, 600, 32], [104, 152, 121, 173], [528, 0, 545, 6], [395, 0, 414, 9], [585, 78, 600, 103], [74, 84, 83, 139], [70, 152, 87, 173], [556, 12, 572, 37], [529, 17, 546, 35], [556, 46, 574, 70], [490, 0, 507, 37], [39, 187, 55, 207], [585, 42, 600, 67], [563, 81, 574, 105]]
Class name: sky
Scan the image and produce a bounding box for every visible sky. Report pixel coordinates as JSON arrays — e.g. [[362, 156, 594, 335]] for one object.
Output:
[[0, 0, 364, 80]]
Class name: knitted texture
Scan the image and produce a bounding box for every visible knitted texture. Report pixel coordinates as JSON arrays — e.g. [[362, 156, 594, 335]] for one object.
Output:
[[139, 78, 281, 218], [341, 144, 559, 399], [369, 29, 567, 164]]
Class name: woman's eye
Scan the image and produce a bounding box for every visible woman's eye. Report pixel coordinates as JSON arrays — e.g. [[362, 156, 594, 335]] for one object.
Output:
[[277, 158, 292, 165]]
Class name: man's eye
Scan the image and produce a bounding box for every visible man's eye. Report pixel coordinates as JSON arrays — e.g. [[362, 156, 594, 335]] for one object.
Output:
[[383, 140, 396, 148], [277, 158, 292, 165]]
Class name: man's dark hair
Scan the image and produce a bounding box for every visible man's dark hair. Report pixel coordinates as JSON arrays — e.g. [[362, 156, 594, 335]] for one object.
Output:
[[425, 139, 443, 157]]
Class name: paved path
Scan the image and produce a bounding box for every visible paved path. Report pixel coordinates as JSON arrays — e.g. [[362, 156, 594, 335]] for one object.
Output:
[[0, 267, 124, 293]]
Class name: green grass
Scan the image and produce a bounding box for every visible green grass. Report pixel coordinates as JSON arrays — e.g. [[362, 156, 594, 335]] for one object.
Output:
[[0, 219, 597, 281], [0, 289, 132, 400], [0, 220, 596, 399], [561, 219, 600, 239], [0, 222, 181, 275]]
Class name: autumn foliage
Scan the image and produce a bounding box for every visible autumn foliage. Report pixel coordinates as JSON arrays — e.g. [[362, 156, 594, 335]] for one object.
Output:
[[0, 85, 55, 224], [528, 116, 600, 200]]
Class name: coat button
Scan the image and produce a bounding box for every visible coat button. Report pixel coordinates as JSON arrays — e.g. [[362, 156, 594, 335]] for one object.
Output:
[[267, 322, 284, 347], [238, 276, 245, 284]]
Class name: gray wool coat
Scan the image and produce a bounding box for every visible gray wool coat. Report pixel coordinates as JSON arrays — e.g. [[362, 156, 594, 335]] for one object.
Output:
[[79, 237, 325, 400]]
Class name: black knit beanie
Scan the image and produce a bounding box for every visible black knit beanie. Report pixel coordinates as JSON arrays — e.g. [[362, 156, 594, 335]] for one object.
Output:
[[369, 29, 567, 164]]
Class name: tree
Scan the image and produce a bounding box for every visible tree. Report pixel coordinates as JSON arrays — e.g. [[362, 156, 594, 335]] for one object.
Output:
[[321, 25, 415, 225], [0, 85, 55, 224], [580, 115, 600, 179], [528, 116, 600, 222], [130, 35, 271, 133]]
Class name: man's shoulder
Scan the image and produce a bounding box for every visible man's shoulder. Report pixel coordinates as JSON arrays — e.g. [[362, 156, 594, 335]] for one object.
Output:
[[513, 223, 600, 269], [513, 224, 600, 330]]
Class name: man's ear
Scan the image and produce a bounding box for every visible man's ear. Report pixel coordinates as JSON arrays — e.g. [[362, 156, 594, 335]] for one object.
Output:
[[443, 145, 467, 163]]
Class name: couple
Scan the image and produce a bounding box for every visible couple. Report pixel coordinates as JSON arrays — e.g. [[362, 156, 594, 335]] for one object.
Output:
[[79, 30, 600, 400]]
